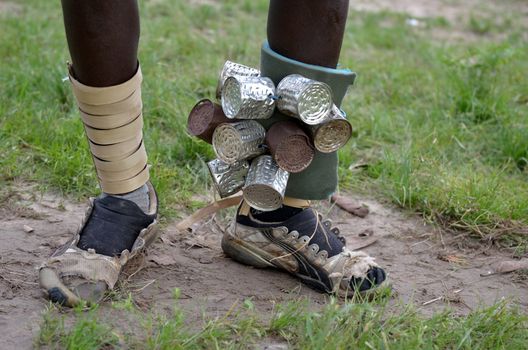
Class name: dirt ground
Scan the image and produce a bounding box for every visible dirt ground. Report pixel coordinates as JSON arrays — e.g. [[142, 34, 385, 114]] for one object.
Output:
[[1, 182, 527, 349], [354, 0, 528, 42], [2, 1, 528, 349]]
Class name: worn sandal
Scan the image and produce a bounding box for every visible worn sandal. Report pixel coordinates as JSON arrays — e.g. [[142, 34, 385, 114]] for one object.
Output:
[[38, 182, 158, 307]]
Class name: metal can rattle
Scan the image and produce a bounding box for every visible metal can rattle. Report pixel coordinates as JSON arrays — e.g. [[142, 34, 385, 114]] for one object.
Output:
[[221, 76, 276, 120], [212, 120, 266, 164], [276, 74, 333, 125], [243, 155, 289, 211]]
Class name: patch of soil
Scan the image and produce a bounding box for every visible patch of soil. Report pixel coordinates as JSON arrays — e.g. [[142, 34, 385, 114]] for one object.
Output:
[[0, 185, 526, 349], [350, 0, 528, 42], [0, 1, 22, 16]]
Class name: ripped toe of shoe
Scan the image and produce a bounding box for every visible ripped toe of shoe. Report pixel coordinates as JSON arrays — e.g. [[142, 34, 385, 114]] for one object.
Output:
[[48, 287, 68, 305], [350, 267, 386, 292]]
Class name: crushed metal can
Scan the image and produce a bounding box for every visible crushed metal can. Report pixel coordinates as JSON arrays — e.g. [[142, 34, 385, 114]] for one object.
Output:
[[309, 105, 353, 153], [221, 76, 276, 120], [207, 159, 249, 198], [243, 155, 290, 211], [265, 120, 315, 173], [212, 120, 266, 164], [276, 74, 333, 125], [187, 99, 231, 144], [216, 60, 260, 99]]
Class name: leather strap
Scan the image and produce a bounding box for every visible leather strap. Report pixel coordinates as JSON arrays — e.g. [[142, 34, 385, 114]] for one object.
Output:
[[69, 65, 142, 106], [96, 160, 147, 182], [283, 196, 311, 208], [239, 200, 251, 216], [92, 142, 147, 172], [77, 89, 142, 116], [69, 63, 149, 194], [89, 134, 143, 162], [80, 102, 142, 129], [84, 114, 143, 145], [99, 165, 150, 194], [239, 196, 311, 216]]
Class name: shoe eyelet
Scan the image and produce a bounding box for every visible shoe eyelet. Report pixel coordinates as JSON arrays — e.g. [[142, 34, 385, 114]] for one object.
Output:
[[309, 244, 319, 254], [323, 220, 332, 229]]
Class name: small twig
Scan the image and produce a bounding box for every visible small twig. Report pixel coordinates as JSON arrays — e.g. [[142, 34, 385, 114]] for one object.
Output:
[[422, 288, 463, 306], [131, 279, 156, 293], [410, 238, 431, 248]]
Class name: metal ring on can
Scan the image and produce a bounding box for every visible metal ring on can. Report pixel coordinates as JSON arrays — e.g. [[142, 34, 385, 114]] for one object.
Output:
[[212, 120, 266, 164], [207, 159, 249, 198], [265, 120, 315, 173], [243, 155, 289, 211], [310, 105, 353, 153], [276, 74, 333, 125], [221, 76, 276, 120], [187, 99, 231, 144], [216, 60, 260, 99]]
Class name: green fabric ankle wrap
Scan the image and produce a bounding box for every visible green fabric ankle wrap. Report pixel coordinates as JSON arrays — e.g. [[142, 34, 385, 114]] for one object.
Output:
[[259, 41, 356, 200]]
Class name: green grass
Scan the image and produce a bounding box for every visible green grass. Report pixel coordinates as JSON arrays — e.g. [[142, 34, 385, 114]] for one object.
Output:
[[1, 1, 528, 348], [1, 1, 527, 244], [35, 290, 528, 349]]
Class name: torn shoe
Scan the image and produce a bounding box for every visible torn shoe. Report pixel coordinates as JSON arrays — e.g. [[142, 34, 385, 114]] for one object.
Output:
[[38, 182, 158, 307], [222, 203, 386, 296]]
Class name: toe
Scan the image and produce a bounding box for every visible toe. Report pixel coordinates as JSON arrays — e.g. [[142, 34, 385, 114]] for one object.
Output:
[[48, 287, 68, 305], [350, 267, 386, 292]]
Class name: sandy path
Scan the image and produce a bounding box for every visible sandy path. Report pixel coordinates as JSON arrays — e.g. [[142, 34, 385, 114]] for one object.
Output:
[[1, 185, 526, 349]]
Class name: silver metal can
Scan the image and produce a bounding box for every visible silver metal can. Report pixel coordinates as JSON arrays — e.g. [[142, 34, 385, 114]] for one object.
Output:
[[212, 120, 266, 164], [221, 76, 276, 120], [310, 105, 353, 153], [243, 155, 290, 211], [207, 159, 249, 198], [276, 74, 333, 125], [216, 60, 260, 99]]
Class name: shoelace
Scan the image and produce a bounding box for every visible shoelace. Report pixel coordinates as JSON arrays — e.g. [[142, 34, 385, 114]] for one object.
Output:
[[269, 211, 345, 263], [320, 215, 346, 245]]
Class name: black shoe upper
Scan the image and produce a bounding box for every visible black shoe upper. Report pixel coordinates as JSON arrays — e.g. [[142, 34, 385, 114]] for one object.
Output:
[[237, 206, 344, 257], [236, 205, 386, 292], [77, 196, 156, 257]]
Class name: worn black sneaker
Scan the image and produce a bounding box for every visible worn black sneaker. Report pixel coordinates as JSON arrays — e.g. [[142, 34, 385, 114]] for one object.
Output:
[[222, 201, 386, 296], [38, 182, 159, 307]]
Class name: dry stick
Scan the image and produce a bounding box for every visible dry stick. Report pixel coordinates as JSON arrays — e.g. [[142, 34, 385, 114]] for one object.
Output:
[[422, 288, 463, 306], [131, 279, 156, 293]]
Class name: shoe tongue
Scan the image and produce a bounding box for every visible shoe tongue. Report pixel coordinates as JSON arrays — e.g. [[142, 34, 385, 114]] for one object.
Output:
[[282, 208, 344, 257], [77, 196, 155, 256]]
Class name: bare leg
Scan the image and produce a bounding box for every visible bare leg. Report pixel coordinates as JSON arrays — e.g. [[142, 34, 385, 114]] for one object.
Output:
[[267, 0, 349, 68], [39, 1, 157, 307], [226, 0, 387, 295], [61, 0, 139, 87], [62, 0, 151, 253]]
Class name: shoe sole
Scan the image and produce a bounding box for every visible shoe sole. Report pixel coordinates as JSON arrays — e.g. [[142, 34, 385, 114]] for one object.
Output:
[[221, 234, 276, 269], [222, 224, 389, 298]]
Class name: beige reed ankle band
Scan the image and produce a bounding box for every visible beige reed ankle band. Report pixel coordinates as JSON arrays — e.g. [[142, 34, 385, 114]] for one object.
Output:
[[69, 64, 149, 194]]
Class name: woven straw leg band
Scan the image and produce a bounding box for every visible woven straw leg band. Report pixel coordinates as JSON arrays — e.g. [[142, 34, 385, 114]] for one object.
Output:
[[69, 65, 149, 194]]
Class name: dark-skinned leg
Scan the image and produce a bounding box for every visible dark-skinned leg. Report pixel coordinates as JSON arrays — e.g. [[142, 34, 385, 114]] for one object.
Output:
[[39, 1, 157, 307], [61, 0, 139, 87], [267, 0, 348, 68], [62, 0, 152, 254], [227, 0, 386, 295], [253, 0, 350, 224]]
